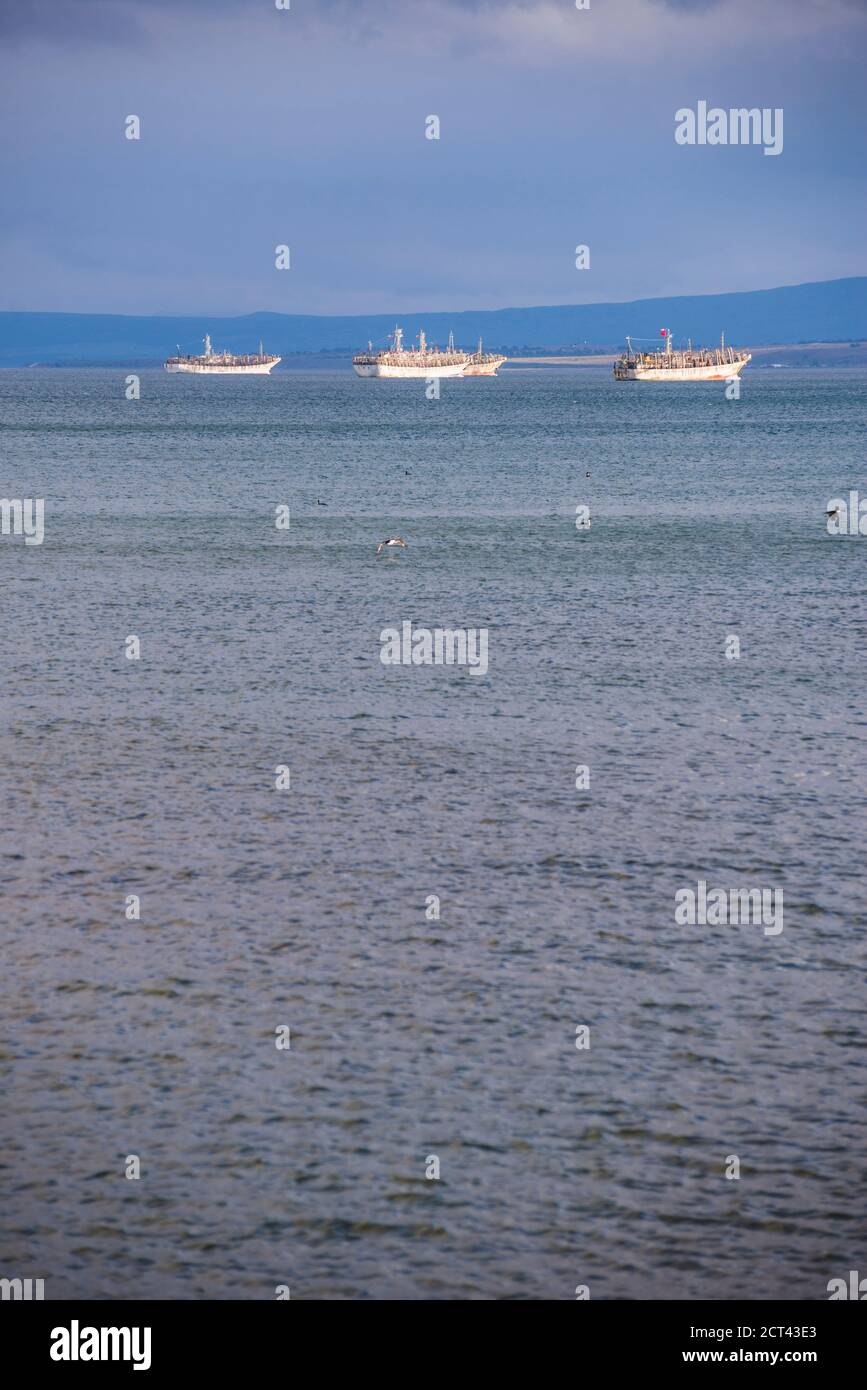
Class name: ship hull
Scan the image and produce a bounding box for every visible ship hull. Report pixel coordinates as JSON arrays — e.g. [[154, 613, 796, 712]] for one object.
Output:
[[617, 355, 750, 382], [353, 362, 466, 378], [165, 360, 280, 374]]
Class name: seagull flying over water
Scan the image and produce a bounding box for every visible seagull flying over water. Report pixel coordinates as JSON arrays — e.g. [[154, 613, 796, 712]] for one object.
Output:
[[376, 537, 408, 554], [827, 505, 842, 519]]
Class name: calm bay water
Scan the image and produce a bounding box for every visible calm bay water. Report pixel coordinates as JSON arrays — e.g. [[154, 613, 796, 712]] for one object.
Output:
[[2, 366, 866, 1300]]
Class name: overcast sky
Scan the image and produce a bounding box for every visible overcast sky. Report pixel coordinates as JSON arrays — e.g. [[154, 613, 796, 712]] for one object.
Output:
[[1, 0, 865, 314]]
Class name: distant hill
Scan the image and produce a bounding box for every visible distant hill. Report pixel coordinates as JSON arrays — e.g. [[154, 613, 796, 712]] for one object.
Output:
[[1, 277, 865, 365]]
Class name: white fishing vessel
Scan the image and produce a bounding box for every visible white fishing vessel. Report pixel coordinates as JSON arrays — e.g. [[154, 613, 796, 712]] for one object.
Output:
[[614, 330, 750, 381], [463, 338, 508, 376], [353, 326, 467, 378], [165, 335, 280, 374]]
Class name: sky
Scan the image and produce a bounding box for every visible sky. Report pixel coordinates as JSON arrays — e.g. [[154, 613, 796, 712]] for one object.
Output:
[[1, 0, 866, 315]]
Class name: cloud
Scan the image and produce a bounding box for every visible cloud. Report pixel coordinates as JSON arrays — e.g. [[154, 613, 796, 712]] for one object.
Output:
[[1, 0, 865, 313], [3, 0, 864, 58], [0, 0, 146, 45]]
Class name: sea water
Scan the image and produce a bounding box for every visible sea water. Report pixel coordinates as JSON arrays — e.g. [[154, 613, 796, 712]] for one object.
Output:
[[1, 366, 865, 1299]]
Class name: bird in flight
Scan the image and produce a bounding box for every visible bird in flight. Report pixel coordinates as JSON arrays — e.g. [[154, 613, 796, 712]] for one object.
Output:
[[376, 537, 408, 554]]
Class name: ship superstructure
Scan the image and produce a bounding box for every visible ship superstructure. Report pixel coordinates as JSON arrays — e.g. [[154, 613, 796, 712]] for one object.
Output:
[[614, 330, 750, 381], [353, 327, 468, 378], [165, 335, 281, 374], [463, 338, 508, 376]]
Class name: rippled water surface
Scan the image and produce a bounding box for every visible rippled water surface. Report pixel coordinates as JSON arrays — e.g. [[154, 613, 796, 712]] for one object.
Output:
[[2, 367, 866, 1299]]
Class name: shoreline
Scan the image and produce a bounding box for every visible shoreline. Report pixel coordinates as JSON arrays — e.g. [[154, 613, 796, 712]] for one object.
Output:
[[507, 341, 867, 368], [5, 341, 866, 370]]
